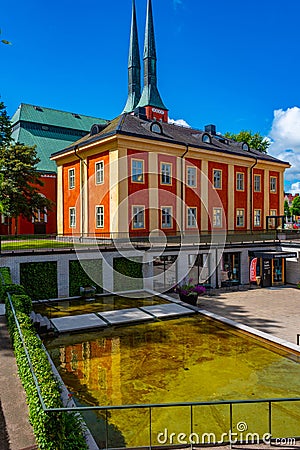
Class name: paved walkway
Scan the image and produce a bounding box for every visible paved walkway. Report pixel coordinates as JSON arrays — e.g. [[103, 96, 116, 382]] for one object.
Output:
[[0, 316, 37, 450], [199, 286, 300, 346]]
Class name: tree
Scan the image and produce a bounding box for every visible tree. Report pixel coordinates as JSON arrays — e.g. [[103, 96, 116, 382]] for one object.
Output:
[[224, 130, 270, 154], [0, 101, 12, 146], [284, 199, 291, 219], [291, 196, 300, 217], [0, 104, 52, 234]]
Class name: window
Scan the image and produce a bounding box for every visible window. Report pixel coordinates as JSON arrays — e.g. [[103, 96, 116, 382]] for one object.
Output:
[[213, 169, 222, 189], [202, 133, 211, 144], [213, 207, 222, 227], [132, 159, 144, 183], [254, 175, 261, 192], [95, 206, 104, 228], [161, 207, 172, 228], [95, 161, 104, 184], [236, 172, 244, 191], [68, 168, 75, 189], [69, 207, 76, 228], [270, 177, 277, 193], [187, 207, 197, 228], [254, 209, 261, 227], [236, 209, 244, 227], [187, 166, 196, 187], [242, 142, 249, 151], [150, 122, 162, 134], [132, 206, 145, 229], [161, 163, 172, 185]]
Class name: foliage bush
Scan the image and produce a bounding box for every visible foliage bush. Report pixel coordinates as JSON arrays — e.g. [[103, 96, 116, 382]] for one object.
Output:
[[2, 268, 88, 449], [113, 257, 143, 291], [20, 261, 58, 300], [69, 259, 103, 297]]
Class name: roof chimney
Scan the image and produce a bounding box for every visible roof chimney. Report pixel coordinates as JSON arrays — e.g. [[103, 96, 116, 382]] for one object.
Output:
[[205, 124, 216, 135]]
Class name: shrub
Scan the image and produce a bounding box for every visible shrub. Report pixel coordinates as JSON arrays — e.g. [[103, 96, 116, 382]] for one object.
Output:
[[2, 268, 88, 449], [20, 262, 58, 300]]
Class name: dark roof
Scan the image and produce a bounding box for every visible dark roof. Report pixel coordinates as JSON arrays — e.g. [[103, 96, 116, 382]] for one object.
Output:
[[51, 113, 290, 166]]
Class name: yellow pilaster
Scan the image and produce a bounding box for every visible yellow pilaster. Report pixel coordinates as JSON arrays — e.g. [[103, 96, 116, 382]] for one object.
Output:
[[117, 148, 128, 234], [177, 158, 183, 232], [264, 169, 270, 227], [148, 152, 158, 232], [109, 149, 120, 234], [227, 165, 235, 230], [201, 160, 208, 231], [82, 159, 88, 235]]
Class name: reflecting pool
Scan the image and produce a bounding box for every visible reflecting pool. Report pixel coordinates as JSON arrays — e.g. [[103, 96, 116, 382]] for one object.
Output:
[[44, 316, 300, 447], [34, 293, 169, 317]]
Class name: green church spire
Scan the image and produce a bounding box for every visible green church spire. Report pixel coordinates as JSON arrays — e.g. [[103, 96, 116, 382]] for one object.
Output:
[[123, 0, 141, 113], [137, 0, 167, 112]]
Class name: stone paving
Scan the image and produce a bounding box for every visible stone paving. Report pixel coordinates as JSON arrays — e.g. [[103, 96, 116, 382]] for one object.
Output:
[[199, 286, 300, 346]]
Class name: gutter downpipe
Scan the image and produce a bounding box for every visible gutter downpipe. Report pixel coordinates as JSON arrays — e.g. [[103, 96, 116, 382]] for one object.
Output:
[[74, 145, 87, 240], [181, 145, 189, 238]]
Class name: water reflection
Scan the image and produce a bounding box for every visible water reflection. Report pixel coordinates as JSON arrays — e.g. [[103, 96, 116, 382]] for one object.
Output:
[[45, 316, 300, 447]]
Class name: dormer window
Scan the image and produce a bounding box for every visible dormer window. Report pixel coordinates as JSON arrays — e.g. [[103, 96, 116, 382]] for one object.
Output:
[[202, 133, 211, 144], [242, 142, 250, 151], [150, 122, 163, 134]]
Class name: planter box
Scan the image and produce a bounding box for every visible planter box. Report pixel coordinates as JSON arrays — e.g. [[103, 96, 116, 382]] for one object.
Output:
[[179, 293, 198, 306]]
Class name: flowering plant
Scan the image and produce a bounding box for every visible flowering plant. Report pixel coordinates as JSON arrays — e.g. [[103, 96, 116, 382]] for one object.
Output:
[[175, 278, 206, 297]]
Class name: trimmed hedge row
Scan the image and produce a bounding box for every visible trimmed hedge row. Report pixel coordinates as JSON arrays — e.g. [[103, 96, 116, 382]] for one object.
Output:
[[20, 262, 58, 300], [69, 259, 103, 297], [113, 257, 143, 291], [1, 268, 88, 449]]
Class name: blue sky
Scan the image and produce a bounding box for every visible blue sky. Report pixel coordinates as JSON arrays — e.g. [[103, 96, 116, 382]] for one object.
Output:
[[2, 0, 300, 191]]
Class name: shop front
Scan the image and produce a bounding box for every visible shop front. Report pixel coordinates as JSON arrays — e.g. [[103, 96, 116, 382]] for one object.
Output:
[[249, 251, 297, 287]]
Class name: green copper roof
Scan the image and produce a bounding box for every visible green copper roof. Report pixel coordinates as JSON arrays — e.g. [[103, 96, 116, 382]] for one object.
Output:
[[137, 0, 167, 110], [11, 103, 107, 130], [11, 103, 108, 173], [123, 0, 141, 113]]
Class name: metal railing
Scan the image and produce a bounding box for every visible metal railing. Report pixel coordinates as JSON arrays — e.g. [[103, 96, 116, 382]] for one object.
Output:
[[5, 289, 300, 449], [0, 230, 291, 254]]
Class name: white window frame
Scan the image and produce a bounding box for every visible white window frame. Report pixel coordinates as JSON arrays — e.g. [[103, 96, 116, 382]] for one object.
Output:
[[213, 169, 222, 189], [95, 205, 104, 228], [236, 208, 244, 227], [254, 174, 261, 192], [95, 161, 104, 185], [161, 207, 172, 228], [187, 166, 197, 188], [213, 207, 222, 227], [69, 207, 76, 228], [161, 163, 172, 185], [254, 209, 261, 227], [270, 176, 277, 193], [68, 168, 75, 189], [236, 172, 244, 191], [131, 159, 144, 183], [132, 206, 145, 229], [187, 207, 197, 228]]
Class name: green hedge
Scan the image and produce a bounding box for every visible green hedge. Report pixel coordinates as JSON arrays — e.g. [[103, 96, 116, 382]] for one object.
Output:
[[113, 257, 143, 291], [69, 259, 103, 297], [20, 262, 58, 300], [2, 268, 88, 449]]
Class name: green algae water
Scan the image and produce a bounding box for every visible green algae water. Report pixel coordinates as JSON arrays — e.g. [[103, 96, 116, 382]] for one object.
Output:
[[45, 316, 300, 447], [34, 294, 168, 317]]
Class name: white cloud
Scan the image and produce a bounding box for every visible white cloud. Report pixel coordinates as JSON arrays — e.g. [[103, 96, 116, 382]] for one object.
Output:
[[268, 107, 300, 188], [168, 117, 191, 128], [289, 181, 300, 196]]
